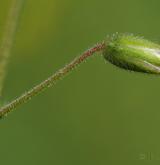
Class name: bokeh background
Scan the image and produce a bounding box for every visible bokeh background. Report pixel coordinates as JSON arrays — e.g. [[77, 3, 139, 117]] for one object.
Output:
[[0, 0, 160, 164]]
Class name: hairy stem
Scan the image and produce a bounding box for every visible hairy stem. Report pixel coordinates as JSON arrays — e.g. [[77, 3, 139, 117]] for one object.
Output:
[[0, 0, 25, 96], [0, 42, 105, 118]]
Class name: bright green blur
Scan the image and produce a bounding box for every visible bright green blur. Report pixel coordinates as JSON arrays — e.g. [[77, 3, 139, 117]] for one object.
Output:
[[1, 0, 160, 165], [103, 33, 160, 74]]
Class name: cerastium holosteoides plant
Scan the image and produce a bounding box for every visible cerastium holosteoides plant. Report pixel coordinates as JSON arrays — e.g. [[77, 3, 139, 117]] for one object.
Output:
[[0, 0, 25, 96], [1, 3, 160, 119], [1, 33, 160, 119]]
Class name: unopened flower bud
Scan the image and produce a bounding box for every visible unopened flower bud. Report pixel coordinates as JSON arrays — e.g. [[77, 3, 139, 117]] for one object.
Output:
[[103, 33, 160, 74]]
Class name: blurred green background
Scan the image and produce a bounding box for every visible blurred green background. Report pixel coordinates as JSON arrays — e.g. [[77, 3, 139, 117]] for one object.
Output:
[[0, 0, 160, 164]]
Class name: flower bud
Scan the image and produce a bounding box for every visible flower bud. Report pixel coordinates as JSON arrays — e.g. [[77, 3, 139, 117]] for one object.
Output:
[[103, 33, 160, 74]]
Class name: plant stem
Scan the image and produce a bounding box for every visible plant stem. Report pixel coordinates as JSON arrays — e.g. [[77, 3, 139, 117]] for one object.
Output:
[[0, 0, 25, 96], [0, 42, 105, 118]]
